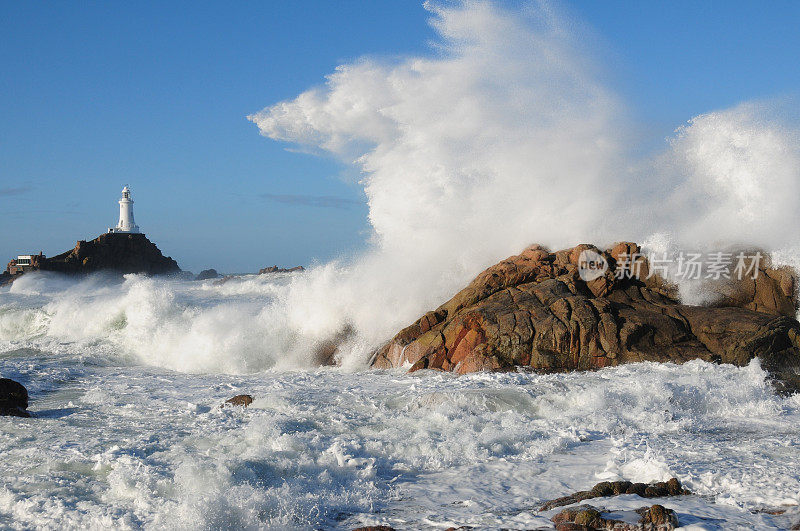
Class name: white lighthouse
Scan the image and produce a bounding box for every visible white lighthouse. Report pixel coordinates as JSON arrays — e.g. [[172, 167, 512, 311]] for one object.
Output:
[[109, 185, 141, 234]]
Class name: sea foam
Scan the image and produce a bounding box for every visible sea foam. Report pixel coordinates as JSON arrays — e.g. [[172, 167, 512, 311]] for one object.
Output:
[[0, 339, 797, 528]]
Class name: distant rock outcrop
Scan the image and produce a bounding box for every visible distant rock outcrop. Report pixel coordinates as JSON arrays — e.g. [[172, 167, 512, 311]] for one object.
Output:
[[39, 233, 180, 276], [259, 265, 305, 274], [0, 378, 30, 418], [195, 268, 219, 280], [372, 243, 800, 377]]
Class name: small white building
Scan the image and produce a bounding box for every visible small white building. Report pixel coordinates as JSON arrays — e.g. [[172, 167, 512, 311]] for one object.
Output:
[[108, 185, 142, 234], [15, 255, 35, 266], [7, 253, 44, 274]]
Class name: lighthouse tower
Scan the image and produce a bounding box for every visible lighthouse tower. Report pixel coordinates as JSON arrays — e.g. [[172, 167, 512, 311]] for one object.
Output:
[[109, 185, 141, 234]]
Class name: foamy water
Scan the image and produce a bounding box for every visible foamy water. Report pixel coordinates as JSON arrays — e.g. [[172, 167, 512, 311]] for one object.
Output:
[[1, 273, 799, 529]]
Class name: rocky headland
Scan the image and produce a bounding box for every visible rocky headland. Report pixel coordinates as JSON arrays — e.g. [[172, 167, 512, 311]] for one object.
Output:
[[371, 242, 800, 380]]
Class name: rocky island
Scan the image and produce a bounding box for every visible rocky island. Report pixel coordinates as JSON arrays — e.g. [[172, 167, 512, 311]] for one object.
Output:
[[41, 232, 180, 275], [2, 186, 180, 285], [2, 232, 180, 285]]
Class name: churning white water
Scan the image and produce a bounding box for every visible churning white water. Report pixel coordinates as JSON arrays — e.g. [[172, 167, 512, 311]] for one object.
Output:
[[3, 1, 800, 528], [246, 1, 800, 363], [2, 273, 800, 529]]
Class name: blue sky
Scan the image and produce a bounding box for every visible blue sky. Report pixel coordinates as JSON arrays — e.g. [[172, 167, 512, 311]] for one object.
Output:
[[1, 1, 798, 273]]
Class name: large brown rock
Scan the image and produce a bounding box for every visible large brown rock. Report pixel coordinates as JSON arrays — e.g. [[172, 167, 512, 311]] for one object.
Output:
[[371, 243, 800, 376]]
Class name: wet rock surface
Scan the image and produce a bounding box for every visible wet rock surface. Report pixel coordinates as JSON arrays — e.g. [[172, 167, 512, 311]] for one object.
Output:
[[0, 378, 30, 418], [552, 503, 679, 530], [372, 243, 800, 376], [540, 478, 690, 511], [223, 394, 254, 408], [771, 373, 800, 396]]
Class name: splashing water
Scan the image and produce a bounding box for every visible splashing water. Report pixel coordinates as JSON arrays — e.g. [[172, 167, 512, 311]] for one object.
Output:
[[246, 1, 800, 365]]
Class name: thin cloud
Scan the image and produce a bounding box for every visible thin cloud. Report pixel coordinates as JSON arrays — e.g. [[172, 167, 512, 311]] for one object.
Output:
[[0, 186, 32, 197], [260, 193, 362, 209]]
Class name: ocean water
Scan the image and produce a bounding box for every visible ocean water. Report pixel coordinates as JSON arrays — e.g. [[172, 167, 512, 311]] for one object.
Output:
[[3, 1, 800, 528], [1, 272, 799, 530]]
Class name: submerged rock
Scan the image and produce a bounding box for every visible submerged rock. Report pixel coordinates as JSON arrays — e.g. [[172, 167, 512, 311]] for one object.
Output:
[[223, 394, 253, 408], [372, 243, 800, 376], [313, 326, 355, 366], [0, 378, 30, 418], [771, 373, 800, 396], [540, 478, 690, 511], [552, 503, 679, 530]]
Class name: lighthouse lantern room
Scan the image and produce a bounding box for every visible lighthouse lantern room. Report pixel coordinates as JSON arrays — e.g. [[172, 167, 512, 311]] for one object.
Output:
[[108, 185, 141, 234]]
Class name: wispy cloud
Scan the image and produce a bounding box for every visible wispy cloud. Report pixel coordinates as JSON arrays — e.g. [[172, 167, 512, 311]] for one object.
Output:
[[0, 186, 32, 197], [260, 193, 362, 209]]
